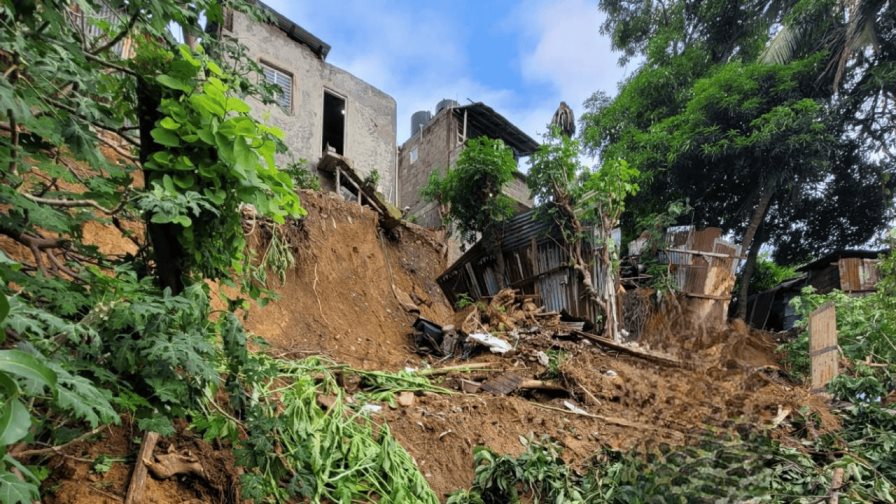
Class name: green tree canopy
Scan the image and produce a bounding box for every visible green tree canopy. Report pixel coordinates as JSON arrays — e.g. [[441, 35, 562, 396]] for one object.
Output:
[[587, 0, 895, 318], [427, 136, 517, 246]]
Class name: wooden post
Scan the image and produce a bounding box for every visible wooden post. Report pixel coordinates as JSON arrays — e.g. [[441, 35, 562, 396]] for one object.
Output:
[[335, 166, 341, 199], [124, 431, 159, 504], [809, 301, 838, 393]]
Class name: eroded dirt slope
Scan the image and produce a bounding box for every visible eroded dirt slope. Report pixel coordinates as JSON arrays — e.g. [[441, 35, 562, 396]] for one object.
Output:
[[243, 190, 454, 370]]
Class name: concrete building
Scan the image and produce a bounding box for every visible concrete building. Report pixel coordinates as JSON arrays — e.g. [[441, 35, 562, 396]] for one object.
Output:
[[225, 4, 398, 202], [397, 101, 538, 229]]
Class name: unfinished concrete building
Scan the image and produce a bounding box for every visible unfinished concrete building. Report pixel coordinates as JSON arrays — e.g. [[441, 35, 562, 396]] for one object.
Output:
[[397, 101, 538, 229], [226, 4, 398, 202]]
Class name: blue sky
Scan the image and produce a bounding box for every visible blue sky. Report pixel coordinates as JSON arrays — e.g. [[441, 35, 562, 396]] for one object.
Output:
[[265, 0, 633, 146]]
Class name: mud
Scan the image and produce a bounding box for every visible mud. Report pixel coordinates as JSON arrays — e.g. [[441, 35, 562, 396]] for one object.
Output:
[[20, 188, 834, 503], [242, 190, 455, 370], [42, 421, 236, 504]]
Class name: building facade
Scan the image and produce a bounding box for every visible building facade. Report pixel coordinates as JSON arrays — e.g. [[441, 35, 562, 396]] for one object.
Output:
[[397, 102, 537, 229], [227, 5, 398, 202]]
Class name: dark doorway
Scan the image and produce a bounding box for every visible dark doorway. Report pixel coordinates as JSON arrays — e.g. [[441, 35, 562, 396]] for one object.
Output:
[[322, 91, 345, 155]]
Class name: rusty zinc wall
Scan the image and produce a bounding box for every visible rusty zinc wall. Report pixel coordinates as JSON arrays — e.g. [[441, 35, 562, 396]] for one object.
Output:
[[437, 210, 606, 322]]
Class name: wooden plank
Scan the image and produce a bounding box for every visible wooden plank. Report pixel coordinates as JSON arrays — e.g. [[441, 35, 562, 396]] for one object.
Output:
[[124, 431, 160, 504], [572, 330, 684, 368], [691, 227, 722, 253], [809, 301, 838, 393], [838, 258, 861, 292]]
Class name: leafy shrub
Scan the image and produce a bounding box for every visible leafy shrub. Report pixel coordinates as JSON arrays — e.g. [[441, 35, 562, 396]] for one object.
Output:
[[364, 169, 382, 189], [285, 160, 321, 190]]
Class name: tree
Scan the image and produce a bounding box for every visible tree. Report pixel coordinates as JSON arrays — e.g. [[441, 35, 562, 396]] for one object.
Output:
[[0, 0, 303, 497], [587, 0, 896, 319], [424, 136, 517, 286], [529, 129, 639, 341]]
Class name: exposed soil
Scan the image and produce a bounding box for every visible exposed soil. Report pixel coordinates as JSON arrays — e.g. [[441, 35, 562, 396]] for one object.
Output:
[[381, 325, 831, 499], [242, 190, 455, 370], [41, 421, 236, 504], [22, 190, 833, 503]]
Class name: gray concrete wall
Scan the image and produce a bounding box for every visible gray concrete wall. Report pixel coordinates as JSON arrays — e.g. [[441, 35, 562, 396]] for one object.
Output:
[[398, 108, 534, 228], [397, 109, 457, 227], [506, 174, 534, 209], [228, 11, 397, 201]]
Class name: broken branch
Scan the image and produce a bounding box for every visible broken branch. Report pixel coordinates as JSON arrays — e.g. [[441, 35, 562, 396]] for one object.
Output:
[[21, 192, 127, 215]]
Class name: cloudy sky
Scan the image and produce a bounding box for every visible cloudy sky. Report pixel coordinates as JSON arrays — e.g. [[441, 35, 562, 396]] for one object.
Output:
[[264, 0, 633, 146]]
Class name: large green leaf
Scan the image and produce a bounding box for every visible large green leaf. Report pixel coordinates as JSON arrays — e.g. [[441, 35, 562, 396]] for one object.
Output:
[[0, 294, 8, 325], [0, 351, 57, 389], [0, 471, 39, 504], [0, 399, 30, 446]]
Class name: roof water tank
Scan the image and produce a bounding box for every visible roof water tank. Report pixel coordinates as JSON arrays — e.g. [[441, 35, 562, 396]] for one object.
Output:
[[411, 110, 432, 135], [436, 99, 459, 113]]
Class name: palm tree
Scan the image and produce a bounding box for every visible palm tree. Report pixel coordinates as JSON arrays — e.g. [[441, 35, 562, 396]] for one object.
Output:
[[760, 0, 891, 93]]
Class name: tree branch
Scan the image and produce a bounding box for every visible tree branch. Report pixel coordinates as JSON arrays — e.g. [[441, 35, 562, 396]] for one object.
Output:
[[7, 108, 18, 176], [90, 10, 140, 56], [84, 51, 138, 77], [43, 97, 140, 147], [13, 426, 107, 458], [21, 192, 126, 215]]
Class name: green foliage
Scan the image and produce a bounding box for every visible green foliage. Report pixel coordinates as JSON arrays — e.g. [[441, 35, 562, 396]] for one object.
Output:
[[0, 1, 320, 501], [284, 160, 321, 191], [527, 128, 585, 208], [634, 200, 691, 293], [193, 355, 441, 503], [780, 244, 895, 377], [141, 44, 303, 287], [453, 437, 584, 504], [750, 253, 800, 294], [455, 293, 475, 309], [589, 0, 896, 267], [420, 170, 445, 205], [363, 169, 382, 189], [426, 137, 517, 245], [452, 422, 896, 503]]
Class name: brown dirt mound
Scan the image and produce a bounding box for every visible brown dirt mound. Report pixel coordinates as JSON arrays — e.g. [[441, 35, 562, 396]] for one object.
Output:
[[382, 329, 833, 499], [243, 190, 454, 370], [41, 422, 236, 504]]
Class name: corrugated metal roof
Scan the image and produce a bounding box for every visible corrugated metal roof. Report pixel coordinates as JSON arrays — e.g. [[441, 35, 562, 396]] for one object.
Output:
[[453, 103, 539, 156], [797, 249, 888, 272]]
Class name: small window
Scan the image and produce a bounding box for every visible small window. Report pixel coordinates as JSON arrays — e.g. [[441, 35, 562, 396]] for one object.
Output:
[[410, 146, 418, 164], [261, 63, 293, 112]]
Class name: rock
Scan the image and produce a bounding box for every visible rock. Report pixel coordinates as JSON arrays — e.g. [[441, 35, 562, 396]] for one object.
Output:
[[397, 391, 415, 407], [394, 287, 420, 314]]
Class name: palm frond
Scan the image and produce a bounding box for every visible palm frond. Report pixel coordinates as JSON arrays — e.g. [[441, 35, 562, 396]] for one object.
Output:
[[760, 23, 805, 64]]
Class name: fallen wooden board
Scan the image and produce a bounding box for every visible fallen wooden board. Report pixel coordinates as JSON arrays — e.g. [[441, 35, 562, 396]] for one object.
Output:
[[480, 372, 526, 395], [572, 330, 684, 368]]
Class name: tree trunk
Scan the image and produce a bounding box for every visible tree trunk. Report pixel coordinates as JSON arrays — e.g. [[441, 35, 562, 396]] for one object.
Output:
[[137, 77, 185, 294], [734, 185, 775, 320]]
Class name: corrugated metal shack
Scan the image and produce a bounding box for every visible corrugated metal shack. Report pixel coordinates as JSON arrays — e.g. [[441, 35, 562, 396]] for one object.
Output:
[[658, 227, 742, 301], [437, 213, 742, 326], [436, 209, 612, 322], [746, 249, 886, 330]]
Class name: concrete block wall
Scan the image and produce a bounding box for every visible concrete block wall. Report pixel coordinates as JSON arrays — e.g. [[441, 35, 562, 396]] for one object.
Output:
[[397, 110, 456, 217], [228, 11, 397, 201]]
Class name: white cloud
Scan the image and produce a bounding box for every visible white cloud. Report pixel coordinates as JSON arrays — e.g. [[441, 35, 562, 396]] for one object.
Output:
[[512, 0, 627, 129], [260, 0, 628, 150]]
